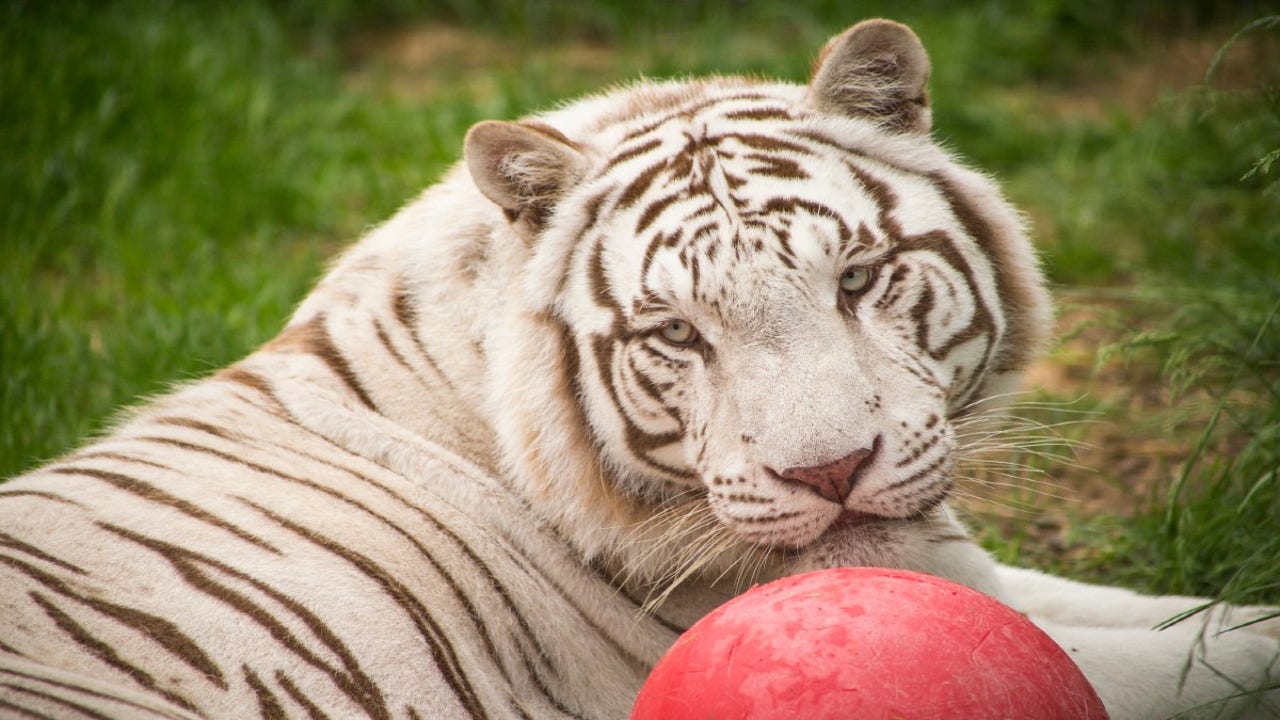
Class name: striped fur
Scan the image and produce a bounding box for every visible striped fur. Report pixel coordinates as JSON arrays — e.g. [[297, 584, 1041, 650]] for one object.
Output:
[[3, 20, 1278, 719]]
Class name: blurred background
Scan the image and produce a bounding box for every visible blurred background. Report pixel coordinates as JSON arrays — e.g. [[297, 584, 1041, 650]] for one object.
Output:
[[3, 0, 1278, 606]]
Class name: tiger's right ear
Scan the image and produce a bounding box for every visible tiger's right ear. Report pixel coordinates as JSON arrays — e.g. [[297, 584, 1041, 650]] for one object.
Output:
[[465, 120, 589, 236], [806, 19, 932, 133]]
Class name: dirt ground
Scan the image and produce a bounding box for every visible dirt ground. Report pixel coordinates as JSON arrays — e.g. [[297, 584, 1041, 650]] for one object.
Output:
[[956, 299, 1193, 561]]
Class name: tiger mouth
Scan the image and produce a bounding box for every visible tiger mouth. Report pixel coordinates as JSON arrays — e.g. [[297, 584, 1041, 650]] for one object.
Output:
[[831, 509, 888, 529], [817, 486, 952, 542], [818, 497, 950, 542], [774, 510, 903, 561]]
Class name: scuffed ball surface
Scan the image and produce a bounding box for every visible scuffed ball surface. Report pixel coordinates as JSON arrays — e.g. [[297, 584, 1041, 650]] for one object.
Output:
[[632, 567, 1108, 719]]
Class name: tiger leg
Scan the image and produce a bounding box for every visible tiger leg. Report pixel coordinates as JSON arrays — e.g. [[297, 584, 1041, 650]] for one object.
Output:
[[1032, 618, 1280, 719], [996, 564, 1280, 638], [996, 565, 1280, 718]]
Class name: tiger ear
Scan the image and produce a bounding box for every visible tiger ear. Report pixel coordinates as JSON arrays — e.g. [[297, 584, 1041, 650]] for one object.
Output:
[[465, 120, 589, 235], [806, 19, 931, 133]]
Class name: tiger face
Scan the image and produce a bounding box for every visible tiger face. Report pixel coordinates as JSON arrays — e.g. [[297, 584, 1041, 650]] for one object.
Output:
[[468, 20, 1049, 580], [567, 127, 1015, 551]]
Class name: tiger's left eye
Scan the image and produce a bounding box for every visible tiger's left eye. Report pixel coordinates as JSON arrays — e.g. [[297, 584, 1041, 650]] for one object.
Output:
[[839, 266, 874, 294], [657, 319, 699, 347]]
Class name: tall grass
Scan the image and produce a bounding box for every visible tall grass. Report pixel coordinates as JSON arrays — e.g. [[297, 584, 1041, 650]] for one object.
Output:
[[1, 1, 477, 473], [1090, 17, 1280, 606]]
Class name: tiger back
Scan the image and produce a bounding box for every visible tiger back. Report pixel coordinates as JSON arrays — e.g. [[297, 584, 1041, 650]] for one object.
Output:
[[4, 19, 1279, 720]]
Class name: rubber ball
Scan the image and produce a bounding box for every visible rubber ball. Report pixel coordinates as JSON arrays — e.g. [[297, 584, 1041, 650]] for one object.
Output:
[[631, 567, 1108, 719]]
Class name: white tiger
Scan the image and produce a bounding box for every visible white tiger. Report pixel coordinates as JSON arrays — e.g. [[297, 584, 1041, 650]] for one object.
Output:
[[1, 19, 1277, 720]]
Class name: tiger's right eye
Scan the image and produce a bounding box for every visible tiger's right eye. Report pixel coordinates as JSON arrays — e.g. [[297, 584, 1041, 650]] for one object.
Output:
[[839, 266, 875, 294], [657, 319, 699, 347]]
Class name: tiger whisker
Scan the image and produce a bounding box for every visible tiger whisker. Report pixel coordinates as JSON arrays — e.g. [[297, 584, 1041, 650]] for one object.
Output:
[[952, 480, 1076, 507], [639, 526, 744, 615], [950, 494, 1049, 521], [957, 465, 1068, 487]]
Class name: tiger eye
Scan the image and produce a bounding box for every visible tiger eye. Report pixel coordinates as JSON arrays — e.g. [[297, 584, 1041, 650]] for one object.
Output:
[[839, 266, 874, 294], [658, 320, 699, 346]]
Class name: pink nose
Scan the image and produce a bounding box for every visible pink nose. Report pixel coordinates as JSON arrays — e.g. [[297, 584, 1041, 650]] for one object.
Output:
[[776, 437, 881, 505]]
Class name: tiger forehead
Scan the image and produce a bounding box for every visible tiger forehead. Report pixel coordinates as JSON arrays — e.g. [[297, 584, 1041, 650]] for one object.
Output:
[[590, 108, 878, 246], [576, 103, 916, 325], [634, 213, 864, 316], [600, 117, 820, 206], [612, 145, 880, 286]]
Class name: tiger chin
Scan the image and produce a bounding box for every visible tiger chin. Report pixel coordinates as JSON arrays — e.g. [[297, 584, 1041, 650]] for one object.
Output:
[[2, 18, 1278, 720]]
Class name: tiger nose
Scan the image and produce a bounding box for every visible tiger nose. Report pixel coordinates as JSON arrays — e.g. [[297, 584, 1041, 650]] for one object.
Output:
[[775, 436, 881, 505]]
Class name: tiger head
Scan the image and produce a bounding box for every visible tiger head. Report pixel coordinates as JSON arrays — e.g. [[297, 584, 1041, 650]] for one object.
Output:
[[465, 20, 1051, 588]]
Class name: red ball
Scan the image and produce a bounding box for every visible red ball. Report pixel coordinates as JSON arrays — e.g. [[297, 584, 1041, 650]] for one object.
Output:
[[632, 567, 1107, 719]]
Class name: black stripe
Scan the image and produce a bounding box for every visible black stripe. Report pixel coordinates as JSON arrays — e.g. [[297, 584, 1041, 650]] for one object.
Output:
[[582, 232, 687, 476], [259, 323, 653, 707], [236, 501, 489, 720], [0, 490, 81, 507], [173, 411, 565, 712], [617, 92, 777, 145], [243, 666, 287, 720], [759, 197, 850, 239], [28, 592, 197, 713], [0, 533, 86, 575], [722, 107, 791, 121], [744, 152, 810, 180], [370, 313, 463, 400], [45, 465, 278, 553], [617, 159, 667, 210], [130, 431, 538, 699], [304, 317, 380, 412], [372, 317, 417, 379], [0, 667, 195, 720], [63, 451, 170, 471], [215, 366, 276, 402], [589, 333, 686, 477], [585, 234, 620, 313], [144, 434, 521, 694], [153, 416, 232, 439], [0, 684, 104, 720], [634, 191, 682, 235], [493, 527, 658, 676], [724, 132, 815, 156], [845, 162, 998, 407], [275, 671, 332, 720], [0, 553, 226, 692], [877, 452, 950, 494], [639, 228, 682, 286], [99, 523, 391, 720], [603, 138, 662, 171], [0, 695, 46, 720], [783, 128, 915, 176], [391, 282, 457, 391], [625, 351, 673, 410], [927, 170, 1026, 373]]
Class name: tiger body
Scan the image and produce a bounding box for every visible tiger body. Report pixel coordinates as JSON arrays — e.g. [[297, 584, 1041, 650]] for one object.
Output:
[[0, 168, 685, 718], [3, 20, 1278, 720]]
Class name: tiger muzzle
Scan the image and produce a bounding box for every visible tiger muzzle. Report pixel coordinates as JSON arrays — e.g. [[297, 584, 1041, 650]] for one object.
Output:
[[773, 435, 882, 505]]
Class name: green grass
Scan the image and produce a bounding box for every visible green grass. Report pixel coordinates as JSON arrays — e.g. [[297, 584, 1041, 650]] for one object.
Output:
[[3, 0, 1279, 606], [1, 1, 484, 471]]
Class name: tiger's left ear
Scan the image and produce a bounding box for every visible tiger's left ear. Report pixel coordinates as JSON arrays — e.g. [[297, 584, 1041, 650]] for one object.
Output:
[[806, 19, 932, 133], [465, 120, 589, 236]]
